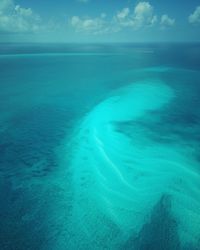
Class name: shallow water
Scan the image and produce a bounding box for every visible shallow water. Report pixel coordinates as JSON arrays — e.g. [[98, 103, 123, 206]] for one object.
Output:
[[0, 43, 200, 250]]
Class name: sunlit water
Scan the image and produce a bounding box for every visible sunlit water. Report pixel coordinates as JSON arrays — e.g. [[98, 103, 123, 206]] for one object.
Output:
[[0, 44, 200, 250]]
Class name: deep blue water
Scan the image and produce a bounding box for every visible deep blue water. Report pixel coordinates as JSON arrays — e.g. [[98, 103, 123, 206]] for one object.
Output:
[[0, 43, 200, 250]]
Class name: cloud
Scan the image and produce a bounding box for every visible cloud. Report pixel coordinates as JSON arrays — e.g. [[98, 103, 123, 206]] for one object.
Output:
[[70, 2, 158, 35], [189, 6, 200, 24], [0, 0, 14, 12], [114, 2, 157, 29], [133, 2, 157, 28], [70, 15, 110, 34], [70, 1, 176, 36], [100, 13, 106, 19], [0, 0, 42, 33], [116, 8, 130, 20], [160, 14, 175, 28]]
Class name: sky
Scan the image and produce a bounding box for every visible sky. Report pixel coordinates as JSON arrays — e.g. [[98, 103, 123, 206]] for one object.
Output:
[[0, 0, 200, 43]]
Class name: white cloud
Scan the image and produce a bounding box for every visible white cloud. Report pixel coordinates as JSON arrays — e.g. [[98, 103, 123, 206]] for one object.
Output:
[[100, 13, 106, 19], [133, 2, 157, 28], [116, 8, 130, 20], [0, 0, 13, 12], [160, 14, 175, 28], [114, 2, 157, 29], [70, 1, 158, 35], [15, 5, 33, 17], [70, 15, 110, 34], [0, 0, 42, 33], [70, 1, 177, 35], [189, 6, 200, 24]]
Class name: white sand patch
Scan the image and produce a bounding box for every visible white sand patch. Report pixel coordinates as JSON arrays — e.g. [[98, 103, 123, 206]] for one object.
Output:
[[68, 79, 200, 249]]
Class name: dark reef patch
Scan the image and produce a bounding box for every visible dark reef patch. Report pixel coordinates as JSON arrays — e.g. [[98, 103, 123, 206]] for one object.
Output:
[[122, 195, 180, 250], [0, 105, 74, 180]]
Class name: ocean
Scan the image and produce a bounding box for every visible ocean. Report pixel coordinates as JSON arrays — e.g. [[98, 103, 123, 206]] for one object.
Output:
[[0, 43, 200, 250]]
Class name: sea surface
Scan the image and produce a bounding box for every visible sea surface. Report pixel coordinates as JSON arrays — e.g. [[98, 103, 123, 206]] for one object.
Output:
[[0, 43, 200, 250]]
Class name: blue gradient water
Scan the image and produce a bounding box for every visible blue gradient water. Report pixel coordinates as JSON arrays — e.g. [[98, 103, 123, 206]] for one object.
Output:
[[0, 43, 200, 250]]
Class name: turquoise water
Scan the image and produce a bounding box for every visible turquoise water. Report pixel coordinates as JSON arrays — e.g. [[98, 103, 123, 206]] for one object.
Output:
[[0, 43, 200, 250]]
